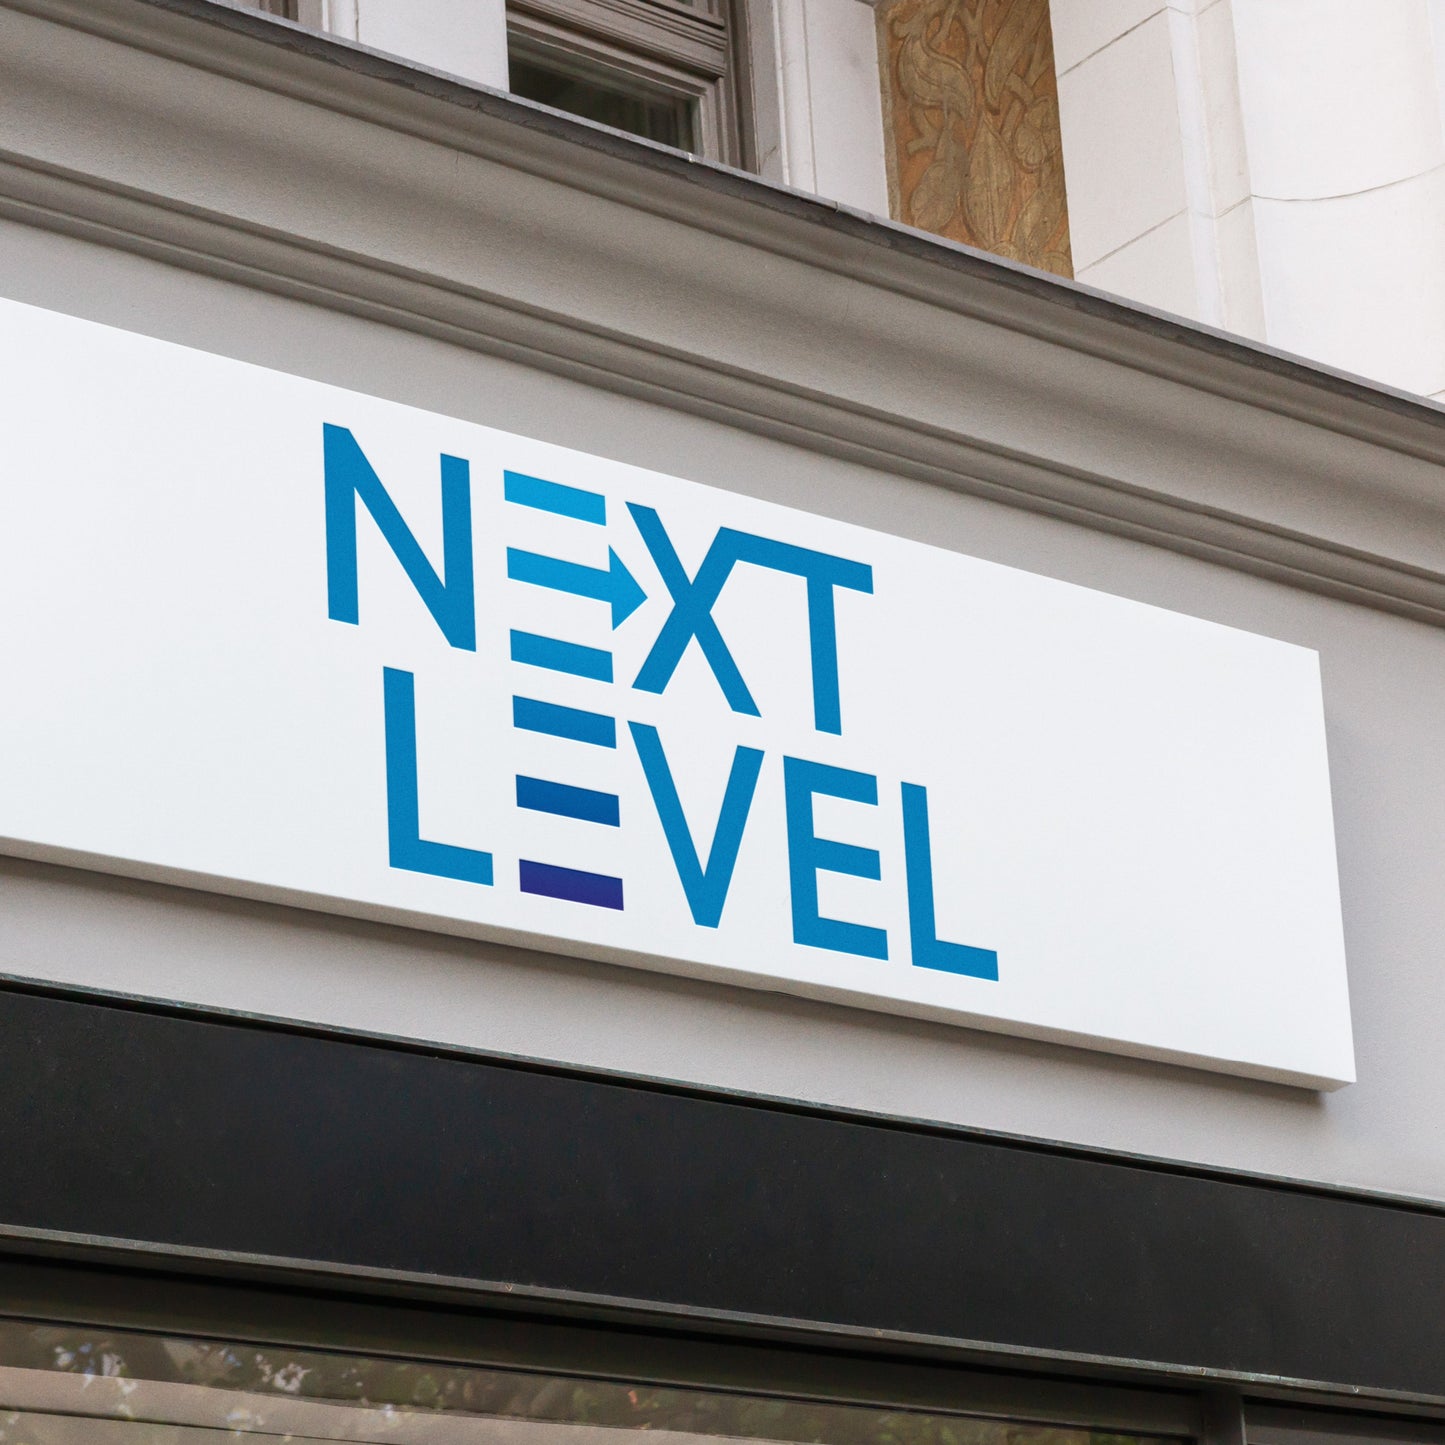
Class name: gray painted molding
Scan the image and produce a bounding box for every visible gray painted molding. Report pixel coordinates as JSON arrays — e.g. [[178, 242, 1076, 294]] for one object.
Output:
[[4, 0, 1445, 624]]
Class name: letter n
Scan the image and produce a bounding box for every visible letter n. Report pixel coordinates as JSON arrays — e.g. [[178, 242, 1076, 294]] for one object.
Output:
[[324, 424, 476, 651]]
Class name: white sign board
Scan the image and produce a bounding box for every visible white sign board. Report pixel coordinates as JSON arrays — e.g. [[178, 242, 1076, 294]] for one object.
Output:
[[0, 298, 1354, 1087]]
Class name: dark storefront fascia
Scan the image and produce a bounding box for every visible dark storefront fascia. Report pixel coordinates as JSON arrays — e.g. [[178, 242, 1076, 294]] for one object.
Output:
[[2, 0, 1445, 1438]]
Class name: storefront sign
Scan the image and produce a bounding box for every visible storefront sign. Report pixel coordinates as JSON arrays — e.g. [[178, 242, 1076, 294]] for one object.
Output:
[[0, 299, 1354, 1085]]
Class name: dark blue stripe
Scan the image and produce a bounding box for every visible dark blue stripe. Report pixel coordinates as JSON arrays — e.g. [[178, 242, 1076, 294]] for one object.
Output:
[[520, 860, 624, 910], [509, 631, 613, 682], [504, 471, 605, 525], [512, 697, 617, 748], [516, 776, 620, 826]]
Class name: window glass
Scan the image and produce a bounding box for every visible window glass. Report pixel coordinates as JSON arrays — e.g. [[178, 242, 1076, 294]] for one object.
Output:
[[0, 1319, 1183, 1445], [510, 57, 695, 149]]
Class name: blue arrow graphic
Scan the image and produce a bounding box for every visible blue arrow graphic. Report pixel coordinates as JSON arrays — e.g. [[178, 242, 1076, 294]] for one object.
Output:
[[507, 547, 646, 629]]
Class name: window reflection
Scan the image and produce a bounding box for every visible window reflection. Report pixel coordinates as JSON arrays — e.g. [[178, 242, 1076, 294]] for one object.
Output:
[[509, 57, 696, 149], [0, 1321, 1181, 1444]]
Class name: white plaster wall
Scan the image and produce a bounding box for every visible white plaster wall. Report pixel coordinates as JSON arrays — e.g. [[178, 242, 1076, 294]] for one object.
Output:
[[1167, 0, 1264, 336], [1232, 0, 1445, 395], [1234, 0, 1440, 197], [1057, 9, 1185, 270], [1430, 0, 1445, 404], [1249, 166, 1445, 397], [1057, 0, 1445, 393], [1053, 0, 1262, 337], [304, 0, 508, 89], [746, 0, 891, 216]]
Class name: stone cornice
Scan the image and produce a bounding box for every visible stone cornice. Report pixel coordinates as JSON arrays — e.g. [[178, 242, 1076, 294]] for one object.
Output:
[[3, 0, 1445, 623]]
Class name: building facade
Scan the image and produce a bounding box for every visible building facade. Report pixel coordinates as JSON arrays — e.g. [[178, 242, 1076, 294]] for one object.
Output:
[[1, 0, 1445, 1441]]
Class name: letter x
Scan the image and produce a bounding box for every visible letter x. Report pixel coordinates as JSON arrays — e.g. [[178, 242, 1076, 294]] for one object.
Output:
[[628, 503, 761, 716]]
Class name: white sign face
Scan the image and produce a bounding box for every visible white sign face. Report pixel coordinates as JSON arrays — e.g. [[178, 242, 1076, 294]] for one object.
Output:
[[0, 298, 1354, 1086]]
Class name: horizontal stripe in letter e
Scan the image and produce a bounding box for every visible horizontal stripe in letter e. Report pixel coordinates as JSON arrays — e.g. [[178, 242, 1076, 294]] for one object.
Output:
[[512, 697, 617, 748], [520, 860, 624, 910], [509, 631, 614, 682], [504, 471, 605, 525], [516, 776, 621, 826]]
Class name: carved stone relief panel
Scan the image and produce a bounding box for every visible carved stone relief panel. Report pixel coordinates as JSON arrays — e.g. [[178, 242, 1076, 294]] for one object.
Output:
[[879, 0, 1072, 277]]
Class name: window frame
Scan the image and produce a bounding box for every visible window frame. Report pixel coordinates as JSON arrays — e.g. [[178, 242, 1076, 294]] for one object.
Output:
[[0, 1250, 1203, 1440], [506, 0, 752, 166]]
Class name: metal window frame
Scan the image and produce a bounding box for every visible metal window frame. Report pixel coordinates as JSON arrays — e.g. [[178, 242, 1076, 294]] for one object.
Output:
[[506, 0, 751, 165], [4, 1258, 1444, 1445], [0, 1252, 1201, 1440], [1243, 1402, 1445, 1445]]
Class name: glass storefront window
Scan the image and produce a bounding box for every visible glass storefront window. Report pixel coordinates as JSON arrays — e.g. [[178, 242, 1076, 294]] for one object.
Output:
[[0, 1319, 1184, 1445]]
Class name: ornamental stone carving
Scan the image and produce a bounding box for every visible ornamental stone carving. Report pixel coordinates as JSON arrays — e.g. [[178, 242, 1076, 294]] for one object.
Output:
[[880, 0, 1073, 277]]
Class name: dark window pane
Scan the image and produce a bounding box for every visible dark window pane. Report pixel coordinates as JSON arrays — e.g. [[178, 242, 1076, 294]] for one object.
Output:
[[510, 57, 694, 150], [0, 1318, 1189, 1445]]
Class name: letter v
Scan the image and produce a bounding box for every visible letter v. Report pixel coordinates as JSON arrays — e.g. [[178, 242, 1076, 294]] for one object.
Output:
[[630, 723, 763, 928]]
